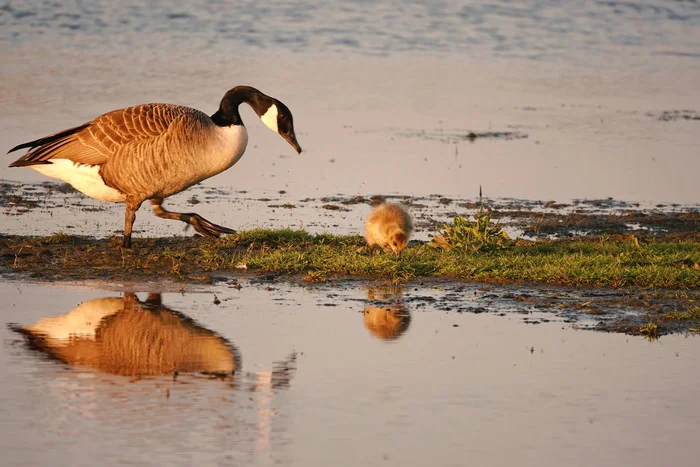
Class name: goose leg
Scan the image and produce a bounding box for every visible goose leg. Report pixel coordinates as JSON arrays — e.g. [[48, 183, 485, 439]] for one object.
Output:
[[122, 197, 144, 248], [150, 197, 236, 238]]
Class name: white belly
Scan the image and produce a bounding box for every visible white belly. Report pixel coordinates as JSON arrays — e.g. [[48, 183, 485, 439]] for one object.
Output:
[[24, 298, 125, 341], [31, 159, 126, 202]]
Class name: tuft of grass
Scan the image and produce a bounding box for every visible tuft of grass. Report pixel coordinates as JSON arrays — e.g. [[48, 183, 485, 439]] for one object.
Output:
[[431, 212, 511, 252], [42, 231, 72, 244], [639, 322, 659, 340]]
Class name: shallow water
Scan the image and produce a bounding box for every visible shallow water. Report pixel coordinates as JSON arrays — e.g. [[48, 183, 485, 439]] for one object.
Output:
[[1, 279, 699, 467], [1, 2, 699, 465]]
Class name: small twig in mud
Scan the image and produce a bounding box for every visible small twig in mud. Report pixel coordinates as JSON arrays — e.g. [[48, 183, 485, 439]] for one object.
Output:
[[13, 247, 23, 269]]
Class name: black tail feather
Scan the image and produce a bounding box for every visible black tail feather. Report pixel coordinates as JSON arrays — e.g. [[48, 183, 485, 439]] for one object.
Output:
[[8, 159, 52, 167], [10, 138, 72, 166], [7, 123, 90, 154]]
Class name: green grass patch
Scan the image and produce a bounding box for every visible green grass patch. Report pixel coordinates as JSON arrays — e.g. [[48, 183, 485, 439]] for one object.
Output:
[[1, 228, 698, 288]]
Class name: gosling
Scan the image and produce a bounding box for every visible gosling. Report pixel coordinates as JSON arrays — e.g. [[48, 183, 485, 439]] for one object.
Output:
[[364, 202, 413, 255]]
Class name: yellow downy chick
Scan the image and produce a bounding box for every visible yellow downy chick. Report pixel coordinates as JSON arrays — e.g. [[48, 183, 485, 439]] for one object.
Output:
[[365, 202, 413, 255]]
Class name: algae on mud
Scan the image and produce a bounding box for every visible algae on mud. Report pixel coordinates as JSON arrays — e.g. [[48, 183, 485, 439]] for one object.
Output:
[[1, 229, 698, 289]]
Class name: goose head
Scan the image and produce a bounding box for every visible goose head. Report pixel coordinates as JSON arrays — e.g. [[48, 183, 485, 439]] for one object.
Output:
[[258, 99, 302, 154], [218, 86, 302, 154]]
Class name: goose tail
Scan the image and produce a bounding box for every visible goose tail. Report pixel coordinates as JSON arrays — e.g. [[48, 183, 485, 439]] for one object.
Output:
[[8, 123, 90, 167]]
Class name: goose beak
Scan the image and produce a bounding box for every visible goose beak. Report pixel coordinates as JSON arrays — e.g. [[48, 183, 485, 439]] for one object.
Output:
[[284, 132, 302, 154]]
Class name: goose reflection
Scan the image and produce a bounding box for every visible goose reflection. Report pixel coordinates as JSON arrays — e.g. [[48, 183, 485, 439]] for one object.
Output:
[[363, 285, 411, 341], [13, 292, 240, 377]]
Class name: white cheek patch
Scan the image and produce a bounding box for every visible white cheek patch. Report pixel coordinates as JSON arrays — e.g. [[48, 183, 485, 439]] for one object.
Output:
[[260, 104, 279, 133]]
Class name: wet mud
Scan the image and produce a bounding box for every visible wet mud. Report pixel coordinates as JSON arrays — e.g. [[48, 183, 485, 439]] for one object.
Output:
[[650, 109, 700, 121], [304, 277, 700, 339], [3, 180, 697, 240], [313, 193, 699, 239], [391, 128, 529, 143]]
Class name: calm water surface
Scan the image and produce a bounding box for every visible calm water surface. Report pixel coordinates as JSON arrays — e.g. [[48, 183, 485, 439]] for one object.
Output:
[[1, 280, 699, 467], [1, 2, 700, 466]]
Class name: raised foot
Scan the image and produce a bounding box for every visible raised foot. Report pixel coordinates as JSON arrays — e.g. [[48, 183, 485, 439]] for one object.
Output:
[[186, 214, 236, 238]]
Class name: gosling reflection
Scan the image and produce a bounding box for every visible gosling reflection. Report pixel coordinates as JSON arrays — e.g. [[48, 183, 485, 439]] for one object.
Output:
[[363, 285, 411, 341], [13, 293, 240, 377]]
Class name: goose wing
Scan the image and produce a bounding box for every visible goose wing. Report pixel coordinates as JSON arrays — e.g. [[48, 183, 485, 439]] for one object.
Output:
[[8, 104, 196, 167]]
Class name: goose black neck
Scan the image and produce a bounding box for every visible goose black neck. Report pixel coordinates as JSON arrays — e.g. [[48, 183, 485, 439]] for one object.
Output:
[[211, 85, 272, 127]]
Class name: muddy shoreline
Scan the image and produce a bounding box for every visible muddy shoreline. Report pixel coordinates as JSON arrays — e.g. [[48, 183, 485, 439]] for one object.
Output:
[[1, 232, 698, 338], [2, 180, 699, 240], [2, 182, 699, 338]]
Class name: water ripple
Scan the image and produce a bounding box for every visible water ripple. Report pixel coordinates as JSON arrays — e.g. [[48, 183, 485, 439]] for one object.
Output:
[[0, 0, 699, 68]]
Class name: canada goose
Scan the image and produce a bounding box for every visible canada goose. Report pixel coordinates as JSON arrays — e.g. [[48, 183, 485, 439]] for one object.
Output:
[[364, 202, 413, 255], [11, 292, 240, 376], [7, 85, 302, 248]]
